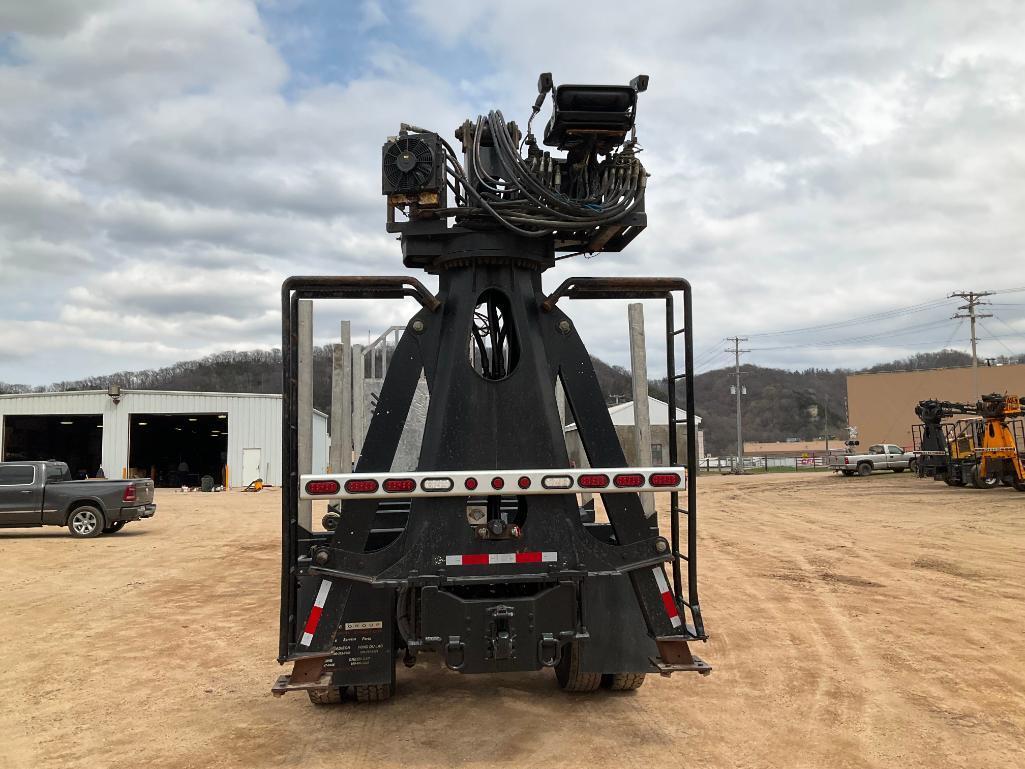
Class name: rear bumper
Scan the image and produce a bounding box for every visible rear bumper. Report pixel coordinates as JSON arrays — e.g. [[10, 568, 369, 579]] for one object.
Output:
[[116, 504, 156, 522]]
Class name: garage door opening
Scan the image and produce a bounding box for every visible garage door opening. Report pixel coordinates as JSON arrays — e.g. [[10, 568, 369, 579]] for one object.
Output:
[[129, 413, 227, 487], [2, 415, 103, 479]]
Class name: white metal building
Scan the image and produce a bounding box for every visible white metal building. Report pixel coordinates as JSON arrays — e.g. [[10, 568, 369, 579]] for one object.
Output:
[[0, 390, 328, 488], [564, 396, 705, 467]]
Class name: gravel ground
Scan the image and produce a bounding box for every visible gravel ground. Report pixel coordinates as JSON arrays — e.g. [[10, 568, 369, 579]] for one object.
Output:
[[1, 472, 1023, 769]]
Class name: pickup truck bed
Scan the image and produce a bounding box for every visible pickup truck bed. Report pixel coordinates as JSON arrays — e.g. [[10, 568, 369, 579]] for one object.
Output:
[[0, 461, 155, 538], [827, 443, 918, 476]]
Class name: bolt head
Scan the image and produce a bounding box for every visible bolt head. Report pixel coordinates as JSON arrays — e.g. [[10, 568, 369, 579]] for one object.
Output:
[[487, 519, 505, 536], [477, 526, 489, 539], [557, 319, 571, 334], [655, 539, 669, 553], [411, 319, 425, 333], [313, 548, 330, 565]]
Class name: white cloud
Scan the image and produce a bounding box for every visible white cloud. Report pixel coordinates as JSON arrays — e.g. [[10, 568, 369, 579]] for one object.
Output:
[[1, 0, 1025, 386]]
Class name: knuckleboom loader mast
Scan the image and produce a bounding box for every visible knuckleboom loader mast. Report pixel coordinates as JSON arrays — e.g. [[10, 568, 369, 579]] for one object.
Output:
[[913, 394, 1025, 490], [274, 74, 710, 703]]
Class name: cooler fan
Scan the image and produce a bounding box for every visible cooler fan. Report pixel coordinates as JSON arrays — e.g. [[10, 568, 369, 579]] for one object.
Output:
[[382, 134, 442, 194]]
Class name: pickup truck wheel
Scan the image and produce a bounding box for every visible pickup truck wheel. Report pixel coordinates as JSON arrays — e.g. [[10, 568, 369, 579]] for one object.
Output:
[[68, 505, 104, 538], [908, 459, 918, 474], [841, 470, 854, 477], [102, 521, 126, 534], [892, 467, 905, 473], [857, 463, 872, 477]]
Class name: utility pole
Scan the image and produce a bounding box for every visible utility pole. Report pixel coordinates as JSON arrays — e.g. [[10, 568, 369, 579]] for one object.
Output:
[[725, 336, 749, 474], [950, 291, 993, 401]]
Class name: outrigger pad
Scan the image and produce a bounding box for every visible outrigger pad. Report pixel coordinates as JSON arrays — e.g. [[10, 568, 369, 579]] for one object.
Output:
[[271, 655, 332, 697]]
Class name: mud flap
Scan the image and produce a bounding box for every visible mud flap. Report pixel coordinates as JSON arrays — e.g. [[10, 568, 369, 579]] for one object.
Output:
[[578, 573, 659, 674], [323, 583, 396, 688]]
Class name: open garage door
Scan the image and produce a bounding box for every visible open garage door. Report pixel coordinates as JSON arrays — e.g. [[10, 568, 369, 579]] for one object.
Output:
[[2, 415, 103, 479], [128, 413, 227, 488]]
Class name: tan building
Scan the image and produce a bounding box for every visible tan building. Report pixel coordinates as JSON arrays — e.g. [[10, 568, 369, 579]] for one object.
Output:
[[744, 440, 836, 456], [847, 364, 1025, 449]]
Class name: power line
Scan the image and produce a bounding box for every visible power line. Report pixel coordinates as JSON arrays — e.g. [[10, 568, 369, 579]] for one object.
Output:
[[745, 297, 951, 338], [748, 318, 954, 351], [976, 319, 1017, 357]]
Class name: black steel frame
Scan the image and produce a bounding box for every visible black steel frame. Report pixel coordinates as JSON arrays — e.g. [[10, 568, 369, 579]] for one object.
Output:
[[278, 275, 705, 664]]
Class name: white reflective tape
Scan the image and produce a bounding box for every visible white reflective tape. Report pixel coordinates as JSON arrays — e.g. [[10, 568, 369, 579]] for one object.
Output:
[[652, 566, 671, 595], [443, 551, 559, 566], [313, 579, 332, 608], [300, 632, 314, 646]]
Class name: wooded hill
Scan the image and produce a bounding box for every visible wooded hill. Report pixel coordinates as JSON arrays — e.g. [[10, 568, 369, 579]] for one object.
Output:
[[2, 347, 1003, 457]]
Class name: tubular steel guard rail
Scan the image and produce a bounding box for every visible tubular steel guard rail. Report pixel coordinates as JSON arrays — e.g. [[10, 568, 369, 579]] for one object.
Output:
[[541, 276, 703, 639]]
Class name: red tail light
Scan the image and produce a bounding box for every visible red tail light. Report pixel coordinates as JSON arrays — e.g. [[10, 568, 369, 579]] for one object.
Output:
[[464, 477, 478, 490], [344, 479, 379, 494], [383, 478, 416, 493], [613, 473, 644, 488], [649, 473, 682, 487], [491, 477, 505, 490], [122, 484, 137, 503], [517, 476, 532, 489], [307, 480, 341, 495], [578, 473, 610, 488]]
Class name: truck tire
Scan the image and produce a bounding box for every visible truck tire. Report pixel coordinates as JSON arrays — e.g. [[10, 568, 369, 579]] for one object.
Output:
[[555, 643, 602, 692], [908, 459, 918, 474], [857, 463, 872, 477], [353, 684, 393, 703], [603, 672, 646, 691], [68, 505, 105, 538], [307, 687, 344, 705], [102, 521, 126, 534], [892, 467, 905, 473], [841, 470, 854, 477], [970, 467, 999, 490]]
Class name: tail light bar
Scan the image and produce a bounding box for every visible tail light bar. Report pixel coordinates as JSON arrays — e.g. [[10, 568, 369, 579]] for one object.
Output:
[[122, 484, 137, 503], [300, 467, 686, 500]]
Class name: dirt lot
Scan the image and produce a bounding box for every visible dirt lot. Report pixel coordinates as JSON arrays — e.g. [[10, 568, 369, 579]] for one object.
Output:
[[2, 472, 1024, 769]]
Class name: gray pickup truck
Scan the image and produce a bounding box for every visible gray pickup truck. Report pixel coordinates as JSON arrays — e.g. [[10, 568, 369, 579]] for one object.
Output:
[[0, 461, 155, 538], [827, 444, 918, 477]]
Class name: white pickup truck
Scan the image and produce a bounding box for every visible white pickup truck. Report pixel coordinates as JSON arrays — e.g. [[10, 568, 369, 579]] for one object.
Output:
[[828, 443, 918, 477]]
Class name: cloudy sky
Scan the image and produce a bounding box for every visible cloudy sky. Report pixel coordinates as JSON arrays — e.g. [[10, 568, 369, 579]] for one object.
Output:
[[1, 0, 1024, 386]]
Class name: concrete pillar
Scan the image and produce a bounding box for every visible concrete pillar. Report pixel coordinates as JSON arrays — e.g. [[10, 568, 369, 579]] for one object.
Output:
[[329, 321, 352, 474], [352, 343, 365, 464], [628, 303, 655, 516], [297, 299, 314, 530]]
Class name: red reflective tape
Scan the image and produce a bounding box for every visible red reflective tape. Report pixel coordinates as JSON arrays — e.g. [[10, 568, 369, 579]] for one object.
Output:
[[515, 551, 543, 563], [660, 590, 680, 620], [302, 604, 324, 636], [461, 553, 489, 566]]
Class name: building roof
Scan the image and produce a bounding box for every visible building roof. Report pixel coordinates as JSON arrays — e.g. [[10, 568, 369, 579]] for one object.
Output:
[[565, 396, 700, 433], [744, 440, 836, 454], [0, 389, 328, 418]]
